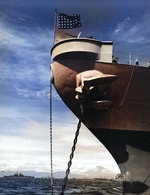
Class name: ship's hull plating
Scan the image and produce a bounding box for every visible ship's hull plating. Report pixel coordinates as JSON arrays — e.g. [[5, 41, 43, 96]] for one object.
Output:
[[51, 59, 150, 131], [51, 59, 150, 194]]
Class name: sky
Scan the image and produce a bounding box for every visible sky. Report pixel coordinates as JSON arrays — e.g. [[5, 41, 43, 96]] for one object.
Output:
[[0, 0, 150, 178]]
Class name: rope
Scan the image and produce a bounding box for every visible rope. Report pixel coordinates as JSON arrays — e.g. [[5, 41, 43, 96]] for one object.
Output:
[[117, 65, 135, 111], [50, 77, 53, 194], [60, 120, 81, 195]]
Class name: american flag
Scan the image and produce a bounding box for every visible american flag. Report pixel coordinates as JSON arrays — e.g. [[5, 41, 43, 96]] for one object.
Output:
[[58, 13, 81, 29]]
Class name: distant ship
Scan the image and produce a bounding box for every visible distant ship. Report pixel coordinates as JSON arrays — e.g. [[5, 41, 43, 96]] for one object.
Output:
[[3, 172, 34, 178], [50, 10, 150, 194]]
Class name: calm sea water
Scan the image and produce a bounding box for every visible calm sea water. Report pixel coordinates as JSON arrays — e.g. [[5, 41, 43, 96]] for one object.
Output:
[[0, 177, 123, 195]]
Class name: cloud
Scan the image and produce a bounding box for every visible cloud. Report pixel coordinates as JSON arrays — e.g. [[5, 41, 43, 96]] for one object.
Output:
[[0, 13, 59, 101], [0, 117, 50, 172], [112, 14, 150, 44], [0, 119, 119, 174], [114, 17, 131, 34]]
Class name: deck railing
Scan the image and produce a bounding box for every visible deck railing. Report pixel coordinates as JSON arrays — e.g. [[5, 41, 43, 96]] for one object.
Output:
[[113, 50, 150, 67]]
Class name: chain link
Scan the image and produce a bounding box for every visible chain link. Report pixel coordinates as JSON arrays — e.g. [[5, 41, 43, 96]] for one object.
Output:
[[60, 120, 81, 195], [50, 77, 53, 194]]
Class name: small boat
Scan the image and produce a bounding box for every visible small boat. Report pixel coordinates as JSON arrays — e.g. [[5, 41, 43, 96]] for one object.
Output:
[[50, 9, 150, 194]]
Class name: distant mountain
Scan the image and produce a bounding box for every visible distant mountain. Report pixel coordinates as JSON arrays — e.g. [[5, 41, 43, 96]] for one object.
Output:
[[0, 166, 117, 179], [81, 166, 117, 179]]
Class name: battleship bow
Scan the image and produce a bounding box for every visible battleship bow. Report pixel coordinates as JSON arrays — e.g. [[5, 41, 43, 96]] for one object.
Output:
[[50, 10, 150, 194]]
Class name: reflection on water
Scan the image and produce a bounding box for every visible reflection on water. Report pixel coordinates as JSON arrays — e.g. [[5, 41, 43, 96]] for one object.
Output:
[[0, 177, 123, 195]]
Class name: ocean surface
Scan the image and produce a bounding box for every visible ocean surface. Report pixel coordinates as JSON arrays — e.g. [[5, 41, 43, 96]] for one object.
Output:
[[0, 177, 123, 195]]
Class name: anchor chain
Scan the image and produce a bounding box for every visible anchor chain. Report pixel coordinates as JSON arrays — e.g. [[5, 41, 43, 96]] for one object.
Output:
[[60, 120, 81, 195], [50, 77, 53, 194]]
